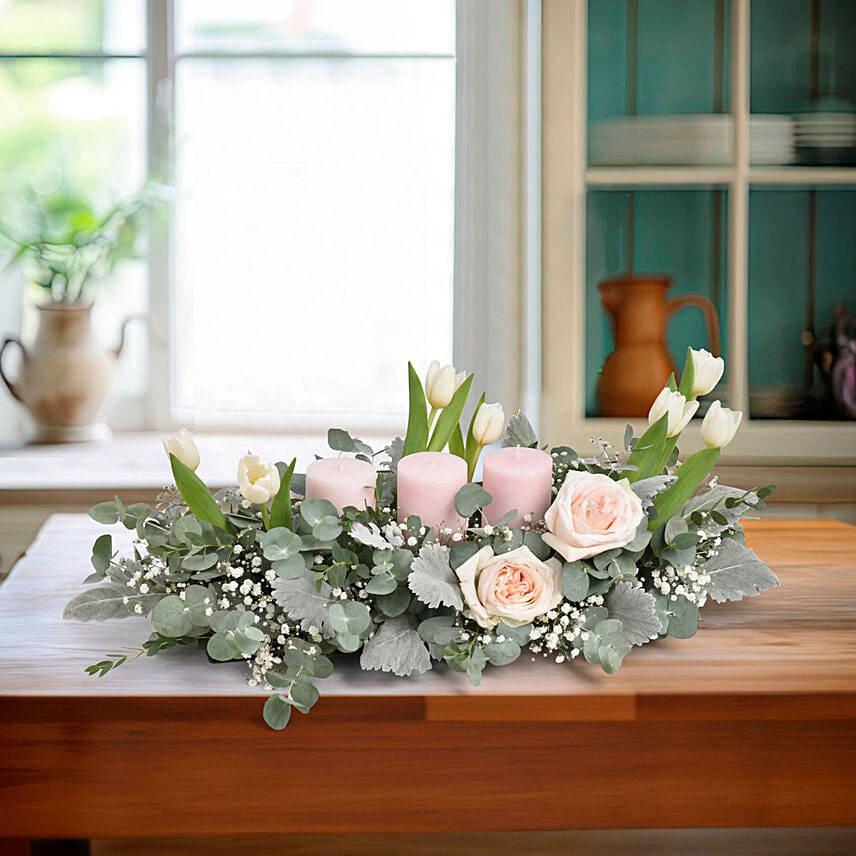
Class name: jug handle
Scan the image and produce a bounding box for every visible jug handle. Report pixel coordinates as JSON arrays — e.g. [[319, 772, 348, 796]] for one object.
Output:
[[112, 313, 148, 359], [666, 295, 721, 357], [0, 335, 27, 404]]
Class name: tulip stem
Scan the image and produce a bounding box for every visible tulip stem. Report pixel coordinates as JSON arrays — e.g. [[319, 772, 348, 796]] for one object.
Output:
[[466, 444, 483, 481], [260, 504, 271, 530], [427, 407, 438, 432]]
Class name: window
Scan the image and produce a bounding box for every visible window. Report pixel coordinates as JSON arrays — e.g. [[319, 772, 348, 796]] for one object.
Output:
[[1, 0, 456, 434]]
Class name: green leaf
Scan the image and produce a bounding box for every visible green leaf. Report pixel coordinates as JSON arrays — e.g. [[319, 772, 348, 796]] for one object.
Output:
[[300, 498, 338, 528], [207, 631, 240, 661], [63, 583, 162, 621], [270, 458, 296, 529], [403, 361, 429, 456], [664, 595, 699, 638], [485, 638, 521, 666], [273, 575, 334, 636], [365, 571, 398, 595], [180, 552, 219, 571], [454, 482, 492, 518], [272, 554, 307, 579], [562, 561, 589, 602], [496, 622, 532, 646], [261, 526, 303, 560], [448, 422, 466, 459], [328, 600, 372, 636], [312, 515, 342, 542], [169, 454, 231, 533], [290, 678, 320, 713], [263, 694, 292, 730], [650, 448, 721, 531], [89, 498, 123, 525], [464, 392, 486, 477], [151, 595, 192, 638], [625, 415, 669, 483], [375, 586, 411, 617], [677, 346, 695, 399], [605, 581, 661, 645], [428, 374, 474, 452]]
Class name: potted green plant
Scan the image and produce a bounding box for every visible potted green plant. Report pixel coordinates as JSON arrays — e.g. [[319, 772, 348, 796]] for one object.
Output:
[[0, 185, 163, 442]]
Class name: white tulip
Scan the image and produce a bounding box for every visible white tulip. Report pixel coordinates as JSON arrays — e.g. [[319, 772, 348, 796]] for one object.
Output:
[[690, 348, 725, 397], [472, 402, 505, 446], [162, 428, 200, 471], [648, 387, 699, 437], [425, 360, 465, 409], [701, 400, 742, 448], [237, 454, 281, 504]]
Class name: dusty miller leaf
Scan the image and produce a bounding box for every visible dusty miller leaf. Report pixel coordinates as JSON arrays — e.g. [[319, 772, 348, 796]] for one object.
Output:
[[502, 411, 538, 448], [700, 539, 780, 603], [350, 521, 391, 549], [359, 616, 432, 677], [272, 574, 335, 637], [631, 475, 676, 507], [408, 543, 464, 610], [605, 581, 662, 644], [63, 583, 163, 622], [385, 436, 405, 474]]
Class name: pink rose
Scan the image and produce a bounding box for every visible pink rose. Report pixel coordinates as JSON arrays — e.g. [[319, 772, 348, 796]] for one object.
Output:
[[542, 472, 644, 562], [454, 545, 562, 628]]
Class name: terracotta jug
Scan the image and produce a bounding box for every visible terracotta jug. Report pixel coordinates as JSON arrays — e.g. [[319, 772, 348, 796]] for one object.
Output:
[[0, 302, 136, 443], [596, 274, 720, 417]]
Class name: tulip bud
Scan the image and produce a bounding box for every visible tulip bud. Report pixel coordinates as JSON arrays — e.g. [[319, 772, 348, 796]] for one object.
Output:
[[648, 387, 699, 437], [237, 454, 281, 504], [163, 428, 200, 471], [690, 348, 725, 397], [701, 400, 742, 448], [424, 360, 460, 409], [472, 402, 505, 446]]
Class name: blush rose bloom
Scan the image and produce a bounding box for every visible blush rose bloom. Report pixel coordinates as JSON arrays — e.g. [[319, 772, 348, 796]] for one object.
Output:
[[542, 472, 644, 562], [453, 544, 562, 628]]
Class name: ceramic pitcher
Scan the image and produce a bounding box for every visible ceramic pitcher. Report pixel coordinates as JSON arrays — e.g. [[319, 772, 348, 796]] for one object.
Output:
[[596, 274, 720, 417], [0, 302, 135, 443]]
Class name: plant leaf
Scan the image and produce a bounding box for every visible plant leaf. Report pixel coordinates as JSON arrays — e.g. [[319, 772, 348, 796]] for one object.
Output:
[[270, 458, 296, 529], [677, 346, 695, 398], [631, 475, 676, 507], [350, 521, 391, 549], [169, 454, 231, 533], [272, 574, 334, 637], [428, 374, 474, 452], [502, 410, 538, 448], [626, 414, 669, 483], [701, 539, 780, 603], [454, 482, 492, 518], [408, 542, 464, 609], [360, 616, 432, 677], [650, 447, 721, 531], [63, 583, 162, 621], [403, 361, 429, 456], [605, 581, 661, 645]]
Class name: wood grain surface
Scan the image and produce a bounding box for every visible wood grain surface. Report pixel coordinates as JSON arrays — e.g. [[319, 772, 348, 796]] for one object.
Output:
[[0, 515, 854, 839]]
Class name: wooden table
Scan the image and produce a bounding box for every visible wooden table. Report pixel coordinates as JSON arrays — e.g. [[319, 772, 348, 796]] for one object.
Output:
[[1, 515, 855, 850]]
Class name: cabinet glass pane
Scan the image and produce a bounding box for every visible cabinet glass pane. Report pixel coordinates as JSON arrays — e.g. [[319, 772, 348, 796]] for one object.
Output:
[[751, 0, 856, 166], [588, 0, 731, 166], [585, 189, 728, 418], [748, 188, 856, 420]]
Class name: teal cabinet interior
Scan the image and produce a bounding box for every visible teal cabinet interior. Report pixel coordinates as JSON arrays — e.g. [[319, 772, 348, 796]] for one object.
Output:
[[585, 189, 729, 417], [585, 0, 856, 421]]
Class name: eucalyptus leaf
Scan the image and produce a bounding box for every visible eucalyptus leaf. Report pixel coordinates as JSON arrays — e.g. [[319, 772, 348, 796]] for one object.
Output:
[[562, 561, 589, 602], [454, 482, 492, 518], [263, 694, 292, 730]]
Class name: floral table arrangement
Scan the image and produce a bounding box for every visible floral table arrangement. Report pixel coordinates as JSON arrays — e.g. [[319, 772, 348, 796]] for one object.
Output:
[[65, 349, 779, 730]]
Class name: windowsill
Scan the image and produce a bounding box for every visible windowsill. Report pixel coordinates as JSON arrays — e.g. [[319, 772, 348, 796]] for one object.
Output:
[[0, 431, 854, 507], [0, 431, 391, 493]]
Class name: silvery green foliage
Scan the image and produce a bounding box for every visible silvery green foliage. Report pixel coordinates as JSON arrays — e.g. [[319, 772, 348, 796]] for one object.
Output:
[[631, 475, 676, 507], [408, 543, 464, 610], [327, 428, 373, 458], [605, 581, 662, 645], [272, 574, 335, 637], [350, 521, 392, 549], [63, 583, 163, 621], [683, 484, 759, 535], [386, 436, 404, 474], [502, 411, 538, 448], [700, 539, 780, 603], [359, 616, 432, 677]]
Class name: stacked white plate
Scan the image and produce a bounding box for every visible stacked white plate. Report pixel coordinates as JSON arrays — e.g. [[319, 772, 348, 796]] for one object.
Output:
[[589, 114, 795, 166], [794, 112, 856, 150], [749, 115, 795, 165]]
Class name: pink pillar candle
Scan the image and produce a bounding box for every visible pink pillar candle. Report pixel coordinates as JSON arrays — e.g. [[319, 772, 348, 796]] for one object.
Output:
[[482, 446, 553, 529], [397, 451, 468, 533], [305, 457, 376, 514]]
